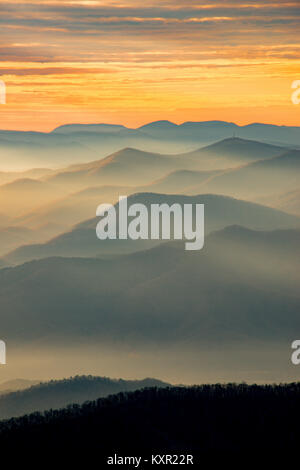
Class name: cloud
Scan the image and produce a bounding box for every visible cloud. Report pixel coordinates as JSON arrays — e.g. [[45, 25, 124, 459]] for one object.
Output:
[[0, 66, 118, 76], [1, 0, 299, 129]]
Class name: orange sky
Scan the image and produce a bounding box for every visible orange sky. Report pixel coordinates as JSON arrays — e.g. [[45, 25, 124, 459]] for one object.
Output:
[[0, 0, 299, 131]]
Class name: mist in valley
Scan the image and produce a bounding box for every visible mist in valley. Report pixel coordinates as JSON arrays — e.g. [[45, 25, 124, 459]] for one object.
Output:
[[0, 122, 299, 415]]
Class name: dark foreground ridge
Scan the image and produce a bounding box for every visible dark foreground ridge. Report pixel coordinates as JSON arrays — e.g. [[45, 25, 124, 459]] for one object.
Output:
[[1, 383, 300, 464]]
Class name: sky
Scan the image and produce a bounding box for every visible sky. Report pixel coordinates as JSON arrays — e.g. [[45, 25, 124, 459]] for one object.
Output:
[[0, 0, 299, 131]]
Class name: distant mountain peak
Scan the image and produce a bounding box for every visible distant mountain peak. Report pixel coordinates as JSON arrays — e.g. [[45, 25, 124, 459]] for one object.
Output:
[[52, 123, 128, 134], [181, 120, 237, 128], [201, 136, 284, 152], [139, 120, 178, 129], [1, 178, 44, 190]]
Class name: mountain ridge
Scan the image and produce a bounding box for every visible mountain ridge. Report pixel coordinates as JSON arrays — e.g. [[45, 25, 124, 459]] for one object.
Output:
[[0, 225, 299, 346], [0, 375, 170, 420], [4, 193, 300, 264]]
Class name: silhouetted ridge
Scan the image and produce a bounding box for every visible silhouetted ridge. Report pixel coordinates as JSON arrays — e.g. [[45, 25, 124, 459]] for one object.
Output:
[[0, 375, 169, 420], [1, 383, 300, 463]]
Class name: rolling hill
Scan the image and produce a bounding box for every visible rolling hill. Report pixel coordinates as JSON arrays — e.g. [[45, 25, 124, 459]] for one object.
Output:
[[0, 137, 288, 226], [0, 168, 53, 185], [16, 170, 220, 233], [0, 226, 46, 257], [0, 375, 169, 420], [4, 193, 300, 264], [8, 137, 293, 232], [44, 147, 197, 189], [258, 188, 300, 217], [43, 138, 290, 191], [15, 184, 132, 233], [0, 133, 100, 170], [188, 150, 300, 200], [139, 169, 221, 194], [179, 137, 286, 170], [0, 379, 40, 396], [139, 120, 300, 147], [0, 383, 300, 462], [0, 178, 67, 217], [52, 123, 127, 134], [1, 122, 299, 174], [0, 226, 299, 345]]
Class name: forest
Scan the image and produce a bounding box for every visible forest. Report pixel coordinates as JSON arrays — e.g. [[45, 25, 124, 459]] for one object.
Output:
[[0, 383, 299, 464]]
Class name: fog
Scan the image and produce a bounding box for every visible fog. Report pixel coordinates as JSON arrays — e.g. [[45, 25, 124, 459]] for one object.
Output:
[[1, 341, 300, 385]]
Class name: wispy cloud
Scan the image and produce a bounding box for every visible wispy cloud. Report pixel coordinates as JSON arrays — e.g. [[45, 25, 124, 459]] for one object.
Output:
[[1, 0, 299, 130]]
